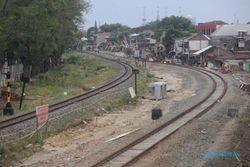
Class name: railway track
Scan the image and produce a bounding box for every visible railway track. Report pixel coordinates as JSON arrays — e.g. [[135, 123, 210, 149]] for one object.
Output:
[[0, 53, 134, 137], [89, 64, 227, 167]]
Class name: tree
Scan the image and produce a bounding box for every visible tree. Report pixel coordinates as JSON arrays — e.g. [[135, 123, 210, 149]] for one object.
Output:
[[94, 20, 98, 33], [87, 27, 96, 40], [123, 48, 133, 57], [132, 16, 197, 53], [0, 0, 90, 76], [99, 23, 131, 42]]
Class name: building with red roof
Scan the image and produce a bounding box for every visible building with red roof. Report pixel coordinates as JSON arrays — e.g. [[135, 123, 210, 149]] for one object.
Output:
[[196, 20, 227, 35]]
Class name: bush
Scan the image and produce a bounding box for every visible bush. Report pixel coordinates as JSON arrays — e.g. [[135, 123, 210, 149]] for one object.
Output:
[[124, 48, 134, 57]]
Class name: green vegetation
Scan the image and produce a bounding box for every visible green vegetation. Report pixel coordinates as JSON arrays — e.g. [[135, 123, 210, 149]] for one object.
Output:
[[0, 131, 44, 166], [123, 48, 134, 57], [133, 16, 197, 52], [12, 52, 117, 111], [137, 72, 155, 96], [100, 23, 131, 40], [0, 0, 90, 76], [87, 23, 131, 48]]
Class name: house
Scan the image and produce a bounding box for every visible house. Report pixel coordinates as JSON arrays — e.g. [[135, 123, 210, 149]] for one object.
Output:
[[129, 33, 156, 50], [174, 37, 189, 56], [94, 32, 114, 49], [210, 24, 250, 52], [192, 46, 250, 71], [189, 33, 211, 53], [196, 20, 226, 35], [142, 30, 155, 37], [193, 46, 234, 68], [174, 33, 210, 63]]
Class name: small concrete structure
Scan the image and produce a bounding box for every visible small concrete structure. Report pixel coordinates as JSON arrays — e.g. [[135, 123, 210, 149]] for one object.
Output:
[[149, 82, 167, 100]]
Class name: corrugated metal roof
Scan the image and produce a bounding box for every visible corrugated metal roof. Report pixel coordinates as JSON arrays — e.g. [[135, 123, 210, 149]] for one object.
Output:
[[130, 33, 139, 37], [211, 24, 250, 36], [193, 46, 213, 55]]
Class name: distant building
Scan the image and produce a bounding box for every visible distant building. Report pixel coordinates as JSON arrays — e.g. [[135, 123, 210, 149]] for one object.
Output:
[[193, 46, 234, 68], [129, 33, 156, 49], [174, 33, 210, 63], [210, 24, 250, 52], [94, 32, 113, 49], [142, 30, 155, 37], [196, 20, 226, 35], [174, 37, 189, 55], [189, 33, 210, 53]]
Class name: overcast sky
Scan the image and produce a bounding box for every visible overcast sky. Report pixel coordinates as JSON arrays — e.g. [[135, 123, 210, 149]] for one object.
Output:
[[84, 0, 250, 29]]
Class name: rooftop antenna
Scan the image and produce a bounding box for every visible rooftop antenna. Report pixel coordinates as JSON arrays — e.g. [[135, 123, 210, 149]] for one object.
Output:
[[156, 6, 160, 21], [165, 7, 168, 18], [233, 12, 238, 24], [233, 13, 236, 24], [142, 7, 147, 26], [151, 10, 154, 22]]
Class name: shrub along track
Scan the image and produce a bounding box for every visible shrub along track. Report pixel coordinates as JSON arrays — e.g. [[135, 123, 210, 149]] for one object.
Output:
[[87, 64, 228, 167], [0, 53, 134, 143]]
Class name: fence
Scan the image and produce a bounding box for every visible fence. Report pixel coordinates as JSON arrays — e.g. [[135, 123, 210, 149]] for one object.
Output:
[[0, 64, 23, 87]]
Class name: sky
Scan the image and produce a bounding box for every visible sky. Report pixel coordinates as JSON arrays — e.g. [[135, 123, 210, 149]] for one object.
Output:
[[84, 0, 250, 29]]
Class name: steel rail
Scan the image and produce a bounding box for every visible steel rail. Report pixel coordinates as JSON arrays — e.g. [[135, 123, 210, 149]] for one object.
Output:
[[90, 64, 227, 167], [0, 53, 134, 130]]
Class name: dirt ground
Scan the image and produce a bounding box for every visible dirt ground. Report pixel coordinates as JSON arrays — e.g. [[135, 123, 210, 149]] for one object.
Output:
[[130, 74, 250, 167], [13, 64, 197, 167]]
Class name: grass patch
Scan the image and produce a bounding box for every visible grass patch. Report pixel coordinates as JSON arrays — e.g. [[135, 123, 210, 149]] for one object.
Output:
[[11, 52, 117, 112], [137, 72, 155, 96], [0, 131, 44, 166]]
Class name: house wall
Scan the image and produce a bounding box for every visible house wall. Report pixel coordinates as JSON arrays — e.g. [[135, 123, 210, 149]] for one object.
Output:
[[174, 39, 183, 54], [211, 36, 236, 50], [211, 36, 250, 51], [189, 40, 209, 51], [96, 36, 106, 48]]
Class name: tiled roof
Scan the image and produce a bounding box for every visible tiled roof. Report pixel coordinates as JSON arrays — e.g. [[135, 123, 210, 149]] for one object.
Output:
[[189, 33, 210, 40], [205, 20, 227, 25]]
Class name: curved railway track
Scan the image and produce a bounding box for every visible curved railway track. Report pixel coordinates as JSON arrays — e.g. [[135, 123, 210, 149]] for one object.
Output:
[[0, 54, 134, 132], [89, 64, 227, 167]]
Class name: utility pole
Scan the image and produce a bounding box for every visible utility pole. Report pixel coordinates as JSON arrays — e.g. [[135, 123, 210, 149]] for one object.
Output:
[[142, 7, 147, 26], [132, 69, 139, 95], [19, 66, 31, 109], [156, 6, 160, 21]]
